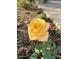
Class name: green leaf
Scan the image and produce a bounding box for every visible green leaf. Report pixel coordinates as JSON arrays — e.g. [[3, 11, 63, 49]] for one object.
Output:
[[35, 48, 40, 54], [35, 38, 53, 51], [52, 42, 57, 59], [29, 0, 36, 4], [43, 49, 53, 59], [47, 38, 52, 46], [43, 38, 57, 59], [35, 43, 45, 50], [57, 45, 61, 53], [36, 13, 46, 19], [30, 53, 37, 59]]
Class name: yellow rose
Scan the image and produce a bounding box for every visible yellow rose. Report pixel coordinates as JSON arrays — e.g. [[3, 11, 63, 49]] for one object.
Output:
[[28, 18, 49, 42]]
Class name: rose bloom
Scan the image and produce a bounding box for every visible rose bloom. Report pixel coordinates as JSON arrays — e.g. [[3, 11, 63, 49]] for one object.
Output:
[[27, 18, 49, 42]]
